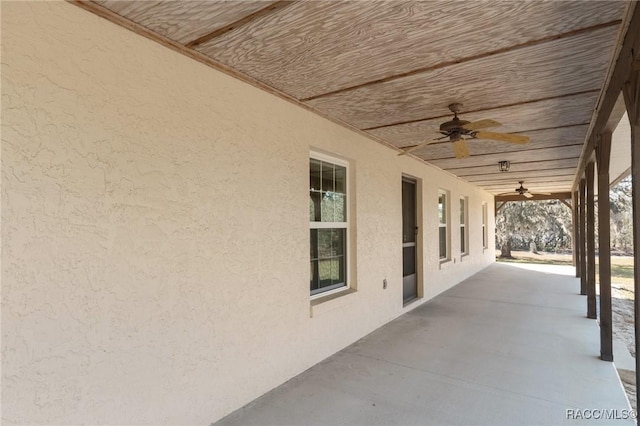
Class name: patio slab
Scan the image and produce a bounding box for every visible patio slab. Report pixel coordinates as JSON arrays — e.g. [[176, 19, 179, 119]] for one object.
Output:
[[216, 263, 634, 425]]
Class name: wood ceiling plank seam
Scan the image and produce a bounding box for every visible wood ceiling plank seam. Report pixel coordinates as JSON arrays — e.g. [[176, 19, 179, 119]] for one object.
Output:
[[495, 192, 573, 202], [430, 148, 584, 170], [486, 182, 575, 189], [369, 94, 599, 149], [471, 175, 578, 185], [96, 0, 273, 45], [307, 26, 621, 129], [512, 122, 592, 136], [70, 1, 434, 168], [572, 1, 639, 191], [464, 168, 578, 180], [432, 142, 585, 158], [185, 1, 295, 48], [302, 20, 622, 102], [489, 187, 574, 193], [419, 142, 586, 162], [374, 123, 589, 152], [361, 90, 600, 131], [197, 1, 626, 100], [446, 158, 580, 173], [461, 169, 578, 180]]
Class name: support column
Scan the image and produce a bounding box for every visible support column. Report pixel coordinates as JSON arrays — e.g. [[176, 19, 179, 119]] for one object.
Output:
[[586, 161, 596, 319], [574, 190, 580, 276], [623, 67, 640, 415], [579, 178, 587, 295], [632, 119, 640, 420], [597, 132, 613, 361]]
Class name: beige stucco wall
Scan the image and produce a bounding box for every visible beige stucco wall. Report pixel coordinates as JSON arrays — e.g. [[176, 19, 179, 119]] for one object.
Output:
[[1, 2, 495, 424]]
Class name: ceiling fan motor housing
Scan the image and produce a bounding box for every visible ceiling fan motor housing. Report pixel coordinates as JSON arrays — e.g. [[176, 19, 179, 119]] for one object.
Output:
[[516, 181, 528, 194], [439, 116, 471, 133]]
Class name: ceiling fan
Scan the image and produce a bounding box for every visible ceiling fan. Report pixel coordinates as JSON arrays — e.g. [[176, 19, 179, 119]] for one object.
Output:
[[497, 181, 551, 199], [398, 103, 530, 158]]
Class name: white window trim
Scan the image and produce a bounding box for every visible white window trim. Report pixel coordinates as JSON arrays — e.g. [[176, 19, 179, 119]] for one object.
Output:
[[310, 152, 351, 299], [438, 189, 450, 262], [460, 196, 469, 256], [482, 202, 488, 250]]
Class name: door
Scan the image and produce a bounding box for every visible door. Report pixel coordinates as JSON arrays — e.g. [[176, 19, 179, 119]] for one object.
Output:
[[402, 178, 418, 303]]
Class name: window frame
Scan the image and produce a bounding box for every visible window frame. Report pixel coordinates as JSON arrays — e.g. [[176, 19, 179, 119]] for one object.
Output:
[[309, 152, 350, 299], [460, 196, 469, 256], [482, 202, 488, 249], [438, 190, 450, 261]]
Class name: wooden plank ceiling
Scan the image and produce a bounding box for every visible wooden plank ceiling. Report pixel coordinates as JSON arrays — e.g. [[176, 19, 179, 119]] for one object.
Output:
[[85, 0, 631, 196]]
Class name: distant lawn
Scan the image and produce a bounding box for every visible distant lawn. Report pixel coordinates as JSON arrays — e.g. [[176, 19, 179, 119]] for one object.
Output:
[[497, 250, 634, 286], [497, 256, 571, 266]]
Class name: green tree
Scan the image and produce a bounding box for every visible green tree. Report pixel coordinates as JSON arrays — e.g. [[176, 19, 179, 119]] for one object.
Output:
[[495, 176, 633, 257], [610, 176, 633, 253], [496, 200, 572, 257]]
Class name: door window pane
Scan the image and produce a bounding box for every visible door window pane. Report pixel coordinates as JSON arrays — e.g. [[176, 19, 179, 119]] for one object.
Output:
[[403, 246, 416, 276], [439, 227, 447, 259], [402, 180, 416, 243]]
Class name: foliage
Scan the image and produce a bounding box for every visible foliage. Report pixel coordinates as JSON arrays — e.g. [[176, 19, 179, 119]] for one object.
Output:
[[495, 176, 633, 257], [610, 176, 633, 253], [495, 199, 572, 256]]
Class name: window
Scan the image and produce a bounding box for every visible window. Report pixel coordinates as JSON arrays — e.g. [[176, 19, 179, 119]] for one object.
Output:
[[438, 190, 449, 260], [460, 197, 468, 255], [482, 202, 488, 249], [310, 155, 347, 296]]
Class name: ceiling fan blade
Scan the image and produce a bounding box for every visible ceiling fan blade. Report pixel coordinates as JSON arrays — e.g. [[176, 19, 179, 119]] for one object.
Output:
[[397, 139, 441, 156], [523, 192, 534, 199], [462, 119, 501, 131], [474, 131, 530, 144], [531, 192, 552, 196], [452, 139, 470, 159]]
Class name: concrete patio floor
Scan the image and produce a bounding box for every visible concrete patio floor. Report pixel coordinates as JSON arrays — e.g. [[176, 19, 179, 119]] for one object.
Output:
[[216, 263, 634, 425]]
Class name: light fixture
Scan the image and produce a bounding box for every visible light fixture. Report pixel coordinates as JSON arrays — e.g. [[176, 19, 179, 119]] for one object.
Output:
[[498, 161, 510, 172]]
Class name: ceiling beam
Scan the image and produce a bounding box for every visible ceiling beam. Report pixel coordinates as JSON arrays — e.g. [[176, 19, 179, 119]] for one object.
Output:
[[185, 1, 294, 48], [362, 91, 599, 131], [560, 199, 573, 209], [447, 158, 579, 174], [302, 21, 621, 102], [68, 0, 412, 162], [463, 167, 577, 180], [427, 145, 583, 169], [495, 192, 573, 202], [470, 174, 576, 186], [573, 2, 640, 191]]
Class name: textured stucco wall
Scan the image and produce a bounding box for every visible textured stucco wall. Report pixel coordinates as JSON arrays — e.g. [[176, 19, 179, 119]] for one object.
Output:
[[1, 2, 495, 424]]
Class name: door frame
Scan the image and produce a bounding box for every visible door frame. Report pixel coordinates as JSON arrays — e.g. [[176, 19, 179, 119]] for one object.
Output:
[[402, 175, 423, 305]]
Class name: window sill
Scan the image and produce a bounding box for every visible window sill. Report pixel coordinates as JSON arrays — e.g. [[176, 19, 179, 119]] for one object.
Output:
[[460, 253, 469, 261], [310, 288, 357, 318], [439, 259, 453, 270]]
